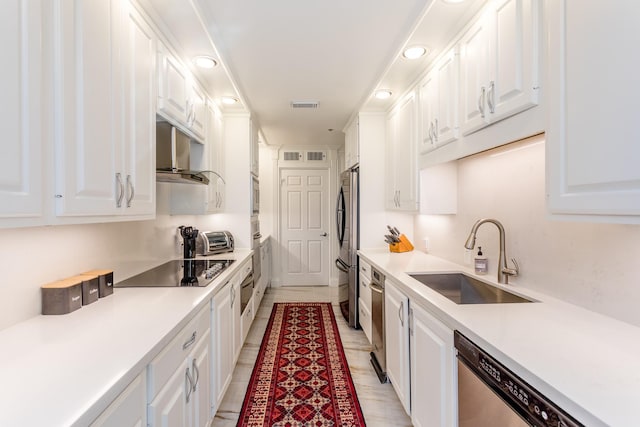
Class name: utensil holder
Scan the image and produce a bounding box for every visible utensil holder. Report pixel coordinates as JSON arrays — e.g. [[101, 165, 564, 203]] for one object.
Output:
[[389, 234, 414, 253]]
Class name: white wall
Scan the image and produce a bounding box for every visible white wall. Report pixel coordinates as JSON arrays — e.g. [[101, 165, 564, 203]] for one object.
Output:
[[414, 134, 640, 327]]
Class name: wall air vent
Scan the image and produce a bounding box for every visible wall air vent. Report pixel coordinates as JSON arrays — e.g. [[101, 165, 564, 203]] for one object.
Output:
[[291, 101, 319, 109], [283, 151, 302, 161], [307, 151, 326, 161]]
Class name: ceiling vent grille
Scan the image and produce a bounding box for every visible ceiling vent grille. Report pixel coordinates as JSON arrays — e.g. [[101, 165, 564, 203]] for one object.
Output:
[[307, 151, 326, 161], [291, 101, 319, 109], [283, 151, 302, 161]]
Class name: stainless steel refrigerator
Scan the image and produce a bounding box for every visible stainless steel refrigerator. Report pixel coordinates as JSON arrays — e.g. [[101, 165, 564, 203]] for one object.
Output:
[[336, 167, 359, 328]]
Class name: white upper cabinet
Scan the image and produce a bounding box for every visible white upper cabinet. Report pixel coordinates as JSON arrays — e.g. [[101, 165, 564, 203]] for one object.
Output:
[[419, 48, 459, 153], [157, 41, 207, 142], [386, 92, 419, 211], [0, 0, 44, 226], [344, 116, 359, 170], [546, 0, 640, 222], [460, 0, 540, 136], [54, 0, 155, 219], [122, 3, 156, 216], [54, 0, 124, 217], [157, 41, 189, 125]]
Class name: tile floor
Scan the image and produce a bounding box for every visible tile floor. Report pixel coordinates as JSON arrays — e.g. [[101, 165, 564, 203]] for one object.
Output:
[[211, 286, 413, 427]]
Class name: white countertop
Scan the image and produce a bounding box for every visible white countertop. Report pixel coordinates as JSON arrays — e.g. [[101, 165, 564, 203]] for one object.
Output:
[[0, 250, 252, 427], [359, 248, 640, 427]]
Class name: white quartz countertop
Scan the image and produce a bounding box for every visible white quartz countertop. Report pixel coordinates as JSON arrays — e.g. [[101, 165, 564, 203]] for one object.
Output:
[[358, 248, 640, 427], [0, 250, 252, 427]]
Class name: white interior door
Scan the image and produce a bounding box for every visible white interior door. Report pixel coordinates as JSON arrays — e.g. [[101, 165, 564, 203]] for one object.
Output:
[[280, 169, 330, 286]]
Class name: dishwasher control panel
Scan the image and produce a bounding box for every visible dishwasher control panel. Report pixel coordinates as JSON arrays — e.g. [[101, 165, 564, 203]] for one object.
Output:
[[455, 331, 584, 427]]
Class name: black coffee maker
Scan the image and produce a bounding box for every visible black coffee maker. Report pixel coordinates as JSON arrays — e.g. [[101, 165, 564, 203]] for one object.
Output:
[[179, 226, 199, 286]]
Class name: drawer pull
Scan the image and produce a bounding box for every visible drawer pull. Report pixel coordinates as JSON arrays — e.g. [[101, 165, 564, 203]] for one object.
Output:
[[185, 367, 194, 403], [183, 331, 197, 350], [191, 357, 200, 391]]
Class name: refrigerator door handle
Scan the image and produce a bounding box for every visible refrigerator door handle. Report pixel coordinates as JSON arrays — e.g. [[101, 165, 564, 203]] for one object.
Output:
[[335, 258, 350, 273], [335, 188, 346, 245]]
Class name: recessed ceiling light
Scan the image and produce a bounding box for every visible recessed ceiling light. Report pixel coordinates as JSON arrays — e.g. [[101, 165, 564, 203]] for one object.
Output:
[[221, 96, 239, 105], [193, 56, 218, 69], [402, 46, 427, 60], [442, 0, 466, 4], [374, 89, 393, 100]]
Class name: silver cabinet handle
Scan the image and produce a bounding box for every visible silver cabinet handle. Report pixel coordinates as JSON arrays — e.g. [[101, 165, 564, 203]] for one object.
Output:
[[230, 283, 235, 307], [182, 331, 197, 350], [488, 80, 495, 114], [398, 300, 404, 326], [185, 367, 194, 403], [409, 307, 414, 337], [191, 357, 199, 391], [478, 86, 486, 118], [320, 232, 328, 237], [115, 173, 124, 208], [126, 174, 134, 208], [428, 122, 434, 145], [369, 282, 383, 294]]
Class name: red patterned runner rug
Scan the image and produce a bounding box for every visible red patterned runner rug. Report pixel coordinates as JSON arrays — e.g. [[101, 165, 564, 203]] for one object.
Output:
[[237, 302, 366, 426]]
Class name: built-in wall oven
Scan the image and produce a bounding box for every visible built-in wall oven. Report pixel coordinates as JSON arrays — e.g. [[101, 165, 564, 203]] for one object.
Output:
[[251, 217, 262, 283], [455, 331, 584, 427], [240, 268, 254, 315]]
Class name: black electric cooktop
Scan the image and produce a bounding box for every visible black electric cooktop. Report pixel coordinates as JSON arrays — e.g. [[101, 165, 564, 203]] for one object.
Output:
[[115, 259, 235, 288]]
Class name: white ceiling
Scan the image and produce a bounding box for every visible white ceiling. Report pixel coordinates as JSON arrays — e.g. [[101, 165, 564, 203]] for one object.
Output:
[[147, 0, 488, 148]]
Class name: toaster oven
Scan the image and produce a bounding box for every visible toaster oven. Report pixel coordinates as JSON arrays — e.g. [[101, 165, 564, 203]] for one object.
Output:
[[196, 231, 234, 255]]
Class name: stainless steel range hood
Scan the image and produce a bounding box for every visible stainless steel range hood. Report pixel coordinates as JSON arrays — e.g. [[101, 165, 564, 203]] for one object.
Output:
[[156, 121, 209, 185]]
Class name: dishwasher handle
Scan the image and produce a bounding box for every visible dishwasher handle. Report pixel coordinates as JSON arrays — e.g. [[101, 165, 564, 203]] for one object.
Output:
[[369, 282, 384, 294]]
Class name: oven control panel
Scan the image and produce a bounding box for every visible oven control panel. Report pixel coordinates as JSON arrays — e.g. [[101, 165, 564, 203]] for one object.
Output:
[[455, 331, 584, 427]]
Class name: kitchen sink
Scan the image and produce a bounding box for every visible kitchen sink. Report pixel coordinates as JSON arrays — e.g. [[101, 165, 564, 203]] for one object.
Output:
[[407, 273, 534, 304]]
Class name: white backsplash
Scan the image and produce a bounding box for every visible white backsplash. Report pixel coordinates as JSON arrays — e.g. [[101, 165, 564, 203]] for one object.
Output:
[[414, 134, 640, 326]]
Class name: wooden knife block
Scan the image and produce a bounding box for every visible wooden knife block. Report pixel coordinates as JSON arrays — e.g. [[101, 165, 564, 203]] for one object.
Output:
[[389, 234, 414, 253]]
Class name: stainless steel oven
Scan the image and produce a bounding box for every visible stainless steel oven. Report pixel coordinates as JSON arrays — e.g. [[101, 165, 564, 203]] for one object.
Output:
[[240, 269, 253, 314], [455, 331, 583, 427], [369, 267, 386, 383], [251, 174, 259, 216], [251, 217, 262, 282]]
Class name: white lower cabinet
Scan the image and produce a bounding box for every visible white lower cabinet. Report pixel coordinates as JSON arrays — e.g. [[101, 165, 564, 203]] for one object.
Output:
[[359, 270, 372, 344], [385, 278, 456, 426], [147, 305, 211, 427], [409, 302, 456, 427], [241, 296, 254, 343], [385, 278, 411, 414], [211, 280, 233, 411], [90, 372, 146, 427]]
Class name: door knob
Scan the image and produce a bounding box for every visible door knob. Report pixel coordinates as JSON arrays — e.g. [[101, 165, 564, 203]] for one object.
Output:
[[320, 232, 328, 237]]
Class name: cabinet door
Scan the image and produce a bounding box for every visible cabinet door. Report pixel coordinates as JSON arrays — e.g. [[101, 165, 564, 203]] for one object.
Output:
[[232, 274, 243, 363], [410, 304, 455, 427], [207, 102, 225, 213], [157, 42, 188, 124], [435, 48, 459, 146], [190, 330, 211, 427], [419, 72, 438, 153], [188, 81, 207, 141], [546, 0, 640, 221], [394, 93, 418, 211], [212, 282, 233, 409], [385, 279, 410, 415], [148, 363, 188, 427], [122, 4, 155, 216], [90, 372, 146, 427], [0, 0, 44, 224], [460, 14, 491, 136], [54, 0, 123, 216], [489, 0, 539, 122]]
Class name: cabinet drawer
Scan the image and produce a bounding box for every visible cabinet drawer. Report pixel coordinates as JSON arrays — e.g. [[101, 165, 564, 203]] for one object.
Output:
[[359, 298, 372, 345], [359, 259, 371, 280], [239, 259, 252, 282], [147, 304, 210, 400], [359, 273, 371, 308]]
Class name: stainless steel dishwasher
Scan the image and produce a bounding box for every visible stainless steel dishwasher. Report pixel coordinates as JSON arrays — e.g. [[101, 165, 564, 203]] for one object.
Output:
[[369, 267, 387, 383], [455, 331, 584, 427]]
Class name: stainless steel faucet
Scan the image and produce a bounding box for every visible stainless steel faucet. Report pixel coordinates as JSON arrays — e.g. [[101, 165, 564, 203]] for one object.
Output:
[[464, 218, 519, 284]]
